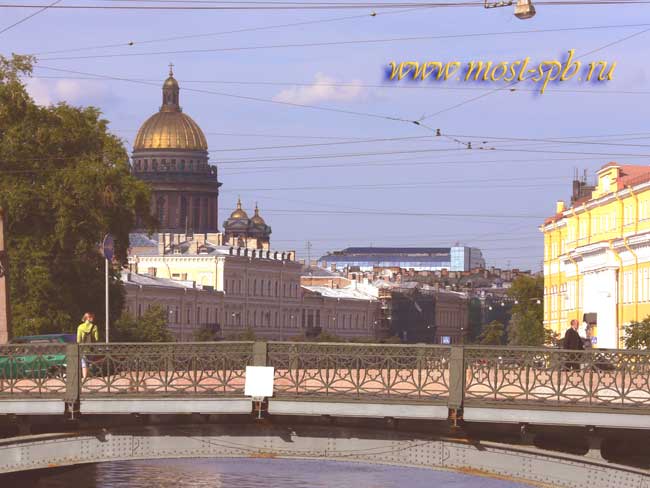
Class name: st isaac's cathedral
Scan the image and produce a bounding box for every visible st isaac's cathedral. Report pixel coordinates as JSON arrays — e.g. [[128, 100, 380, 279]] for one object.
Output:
[[125, 67, 382, 342], [131, 66, 270, 248]]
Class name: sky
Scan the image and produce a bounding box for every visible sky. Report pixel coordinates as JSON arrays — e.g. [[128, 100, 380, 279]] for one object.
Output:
[[1, 0, 650, 271]]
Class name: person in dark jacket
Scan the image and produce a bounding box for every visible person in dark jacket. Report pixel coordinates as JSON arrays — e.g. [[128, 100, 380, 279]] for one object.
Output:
[[564, 319, 584, 370]]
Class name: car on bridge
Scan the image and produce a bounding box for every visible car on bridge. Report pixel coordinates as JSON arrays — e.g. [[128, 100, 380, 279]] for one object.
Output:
[[0, 334, 75, 380]]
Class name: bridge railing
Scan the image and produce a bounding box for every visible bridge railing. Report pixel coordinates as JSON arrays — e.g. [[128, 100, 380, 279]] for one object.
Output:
[[268, 342, 451, 402], [0, 344, 67, 397], [1, 342, 650, 413], [463, 346, 650, 409], [79, 342, 255, 397]]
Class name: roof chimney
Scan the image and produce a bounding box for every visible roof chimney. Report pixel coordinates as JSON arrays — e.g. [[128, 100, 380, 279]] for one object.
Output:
[[556, 200, 566, 214]]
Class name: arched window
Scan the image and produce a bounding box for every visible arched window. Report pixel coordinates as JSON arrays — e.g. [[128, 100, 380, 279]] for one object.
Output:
[[201, 197, 208, 229], [156, 196, 166, 227], [180, 196, 188, 230], [192, 198, 200, 231]]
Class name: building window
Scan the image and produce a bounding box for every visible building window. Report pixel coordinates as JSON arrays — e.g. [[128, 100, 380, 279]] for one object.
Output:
[[156, 196, 166, 227], [187, 308, 191, 324], [202, 197, 208, 229], [192, 198, 200, 230], [147, 267, 157, 277], [152, 159, 158, 170], [180, 160, 185, 170]]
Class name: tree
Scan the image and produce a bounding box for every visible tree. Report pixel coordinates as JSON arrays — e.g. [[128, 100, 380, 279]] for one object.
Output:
[[507, 274, 544, 323], [467, 297, 483, 342], [0, 55, 154, 337], [508, 310, 545, 346], [624, 317, 650, 349], [224, 328, 257, 341], [193, 325, 220, 342], [112, 306, 174, 342], [479, 321, 505, 345]]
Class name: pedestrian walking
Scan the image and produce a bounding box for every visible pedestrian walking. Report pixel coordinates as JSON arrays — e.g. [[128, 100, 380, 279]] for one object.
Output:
[[563, 319, 584, 371], [77, 312, 98, 379]]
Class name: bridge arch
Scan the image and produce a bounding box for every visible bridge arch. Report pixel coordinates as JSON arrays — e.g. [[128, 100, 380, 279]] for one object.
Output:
[[1, 424, 647, 488]]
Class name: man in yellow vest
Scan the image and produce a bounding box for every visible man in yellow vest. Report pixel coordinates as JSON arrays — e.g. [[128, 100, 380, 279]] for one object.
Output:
[[77, 312, 99, 379]]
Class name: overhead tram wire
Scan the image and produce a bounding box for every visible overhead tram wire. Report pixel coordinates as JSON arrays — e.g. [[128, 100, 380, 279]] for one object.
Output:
[[1, 1, 648, 8], [0, 0, 61, 36], [29, 6, 424, 56], [34, 22, 650, 61], [416, 24, 650, 123], [32, 75, 650, 96], [35, 65, 418, 125]]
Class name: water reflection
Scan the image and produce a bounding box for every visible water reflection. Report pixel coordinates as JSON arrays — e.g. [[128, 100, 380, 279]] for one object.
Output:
[[15, 458, 533, 488]]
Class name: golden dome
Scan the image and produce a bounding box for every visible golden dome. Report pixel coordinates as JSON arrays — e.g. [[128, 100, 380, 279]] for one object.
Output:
[[133, 111, 208, 151], [133, 65, 208, 152], [229, 197, 249, 220], [251, 203, 266, 225]]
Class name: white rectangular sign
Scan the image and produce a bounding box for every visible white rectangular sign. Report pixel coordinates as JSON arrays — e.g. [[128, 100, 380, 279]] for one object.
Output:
[[245, 366, 275, 398]]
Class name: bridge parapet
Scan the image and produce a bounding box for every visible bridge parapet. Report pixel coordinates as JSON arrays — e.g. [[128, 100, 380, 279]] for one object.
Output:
[[1, 342, 650, 424]]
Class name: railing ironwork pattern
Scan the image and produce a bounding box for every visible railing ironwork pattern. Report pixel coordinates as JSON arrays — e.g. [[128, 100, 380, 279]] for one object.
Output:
[[464, 346, 650, 409], [268, 342, 451, 402], [80, 342, 254, 396], [0, 344, 67, 397], [1, 342, 650, 411]]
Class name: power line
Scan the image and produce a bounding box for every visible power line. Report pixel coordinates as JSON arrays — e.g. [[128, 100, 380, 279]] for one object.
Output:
[[218, 175, 566, 192], [1, 1, 648, 8], [35, 22, 650, 61], [34, 74, 650, 96], [0, 0, 61, 36], [417, 24, 650, 122], [36, 64, 417, 125], [220, 207, 547, 218], [29, 7, 419, 56]]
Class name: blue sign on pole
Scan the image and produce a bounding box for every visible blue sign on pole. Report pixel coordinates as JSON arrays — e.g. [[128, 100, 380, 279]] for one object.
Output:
[[102, 234, 114, 262]]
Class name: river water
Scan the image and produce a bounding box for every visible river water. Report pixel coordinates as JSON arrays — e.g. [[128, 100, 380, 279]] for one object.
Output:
[[10, 458, 533, 488]]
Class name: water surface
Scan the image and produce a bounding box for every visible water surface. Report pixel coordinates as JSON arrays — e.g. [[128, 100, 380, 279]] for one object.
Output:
[[14, 458, 533, 487]]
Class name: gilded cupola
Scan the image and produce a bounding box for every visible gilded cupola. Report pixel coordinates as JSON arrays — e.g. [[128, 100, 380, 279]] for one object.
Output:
[[133, 65, 208, 152]]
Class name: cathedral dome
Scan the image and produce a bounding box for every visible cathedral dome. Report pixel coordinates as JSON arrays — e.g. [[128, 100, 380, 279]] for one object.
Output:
[[251, 204, 266, 226], [229, 197, 249, 220], [133, 65, 208, 152], [133, 111, 207, 151]]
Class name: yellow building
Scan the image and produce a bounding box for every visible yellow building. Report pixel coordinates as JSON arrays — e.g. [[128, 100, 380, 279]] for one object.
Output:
[[541, 162, 650, 348]]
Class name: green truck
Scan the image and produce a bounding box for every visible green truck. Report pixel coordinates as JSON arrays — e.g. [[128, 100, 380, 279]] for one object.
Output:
[[0, 334, 76, 380]]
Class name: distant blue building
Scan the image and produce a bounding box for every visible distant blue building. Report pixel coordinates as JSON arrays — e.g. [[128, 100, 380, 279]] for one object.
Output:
[[318, 246, 485, 272]]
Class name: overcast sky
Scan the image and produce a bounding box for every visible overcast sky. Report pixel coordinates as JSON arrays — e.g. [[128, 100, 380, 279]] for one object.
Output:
[[2, 1, 649, 271]]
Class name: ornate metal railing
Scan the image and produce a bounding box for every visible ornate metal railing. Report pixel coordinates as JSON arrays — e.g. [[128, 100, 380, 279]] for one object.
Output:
[[79, 342, 254, 396], [1, 342, 650, 413], [268, 342, 451, 402], [0, 344, 67, 397], [463, 346, 650, 409]]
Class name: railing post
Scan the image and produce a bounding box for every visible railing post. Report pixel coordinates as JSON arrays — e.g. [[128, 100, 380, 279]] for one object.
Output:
[[64, 344, 80, 419], [252, 341, 267, 366], [448, 346, 465, 412]]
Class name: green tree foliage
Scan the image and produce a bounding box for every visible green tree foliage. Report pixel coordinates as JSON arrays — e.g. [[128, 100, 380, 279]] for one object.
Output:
[[193, 326, 220, 342], [467, 297, 483, 342], [479, 321, 505, 345], [112, 306, 174, 342], [508, 310, 545, 346], [0, 55, 154, 337], [624, 317, 650, 349], [507, 274, 544, 322], [224, 328, 257, 341]]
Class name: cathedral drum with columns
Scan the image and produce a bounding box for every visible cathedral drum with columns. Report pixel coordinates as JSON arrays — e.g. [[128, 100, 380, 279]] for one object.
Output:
[[131, 66, 221, 234]]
